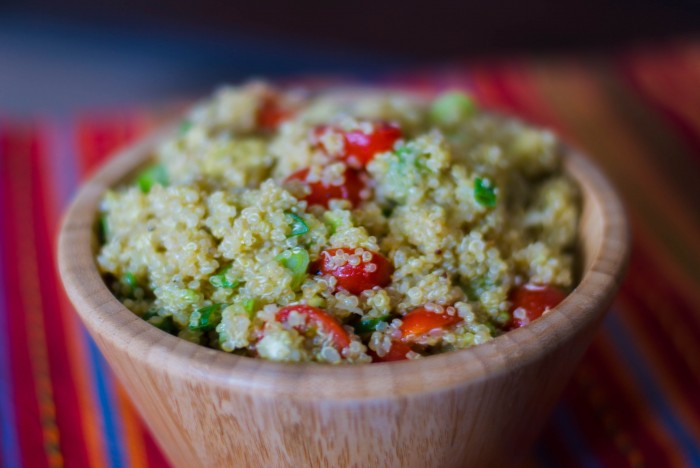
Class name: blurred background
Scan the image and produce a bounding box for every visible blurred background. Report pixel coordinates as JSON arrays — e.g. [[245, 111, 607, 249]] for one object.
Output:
[[2, 0, 700, 114]]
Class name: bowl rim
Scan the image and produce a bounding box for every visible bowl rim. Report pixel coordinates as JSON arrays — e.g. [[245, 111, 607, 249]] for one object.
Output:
[[57, 90, 630, 401]]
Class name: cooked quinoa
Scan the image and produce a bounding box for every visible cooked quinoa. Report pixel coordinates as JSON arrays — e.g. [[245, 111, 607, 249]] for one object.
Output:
[[97, 82, 579, 364]]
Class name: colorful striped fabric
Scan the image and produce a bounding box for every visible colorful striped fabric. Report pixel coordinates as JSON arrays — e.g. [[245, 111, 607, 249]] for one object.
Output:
[[1, 41, 699, 467]]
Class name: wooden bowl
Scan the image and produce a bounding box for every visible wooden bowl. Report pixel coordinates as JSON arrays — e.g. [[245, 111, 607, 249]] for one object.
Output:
[[58, 107, 629, 467]]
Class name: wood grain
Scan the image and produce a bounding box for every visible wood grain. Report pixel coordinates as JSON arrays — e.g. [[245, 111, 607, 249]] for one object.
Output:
[[57, 105, 629, 467]]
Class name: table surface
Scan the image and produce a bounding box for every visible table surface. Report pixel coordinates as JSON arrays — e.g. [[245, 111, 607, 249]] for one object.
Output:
[[1, 23, 700, 467]]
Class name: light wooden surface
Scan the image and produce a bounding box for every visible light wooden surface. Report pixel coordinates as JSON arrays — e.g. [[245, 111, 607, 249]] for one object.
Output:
[[58, 108, 629, 467]]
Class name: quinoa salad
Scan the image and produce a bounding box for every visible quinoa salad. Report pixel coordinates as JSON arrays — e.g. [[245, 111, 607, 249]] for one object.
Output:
[[96, 82, 579, 364]]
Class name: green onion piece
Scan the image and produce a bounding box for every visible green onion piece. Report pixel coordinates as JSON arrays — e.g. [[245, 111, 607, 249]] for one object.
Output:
[[179, 120, 192, 135], [354, 315, 389, 334], [323, 212, 343, 235], [98, 215, 109, 244], [209, 266, 240, 289], [275, 247, 310, 290], [242, 298, 256, 315], [136, 164, 169, 194], [285, 212, 309, 237], [189, 304, 225, 331], [474, 177, 497, 207], [430, 91, 476, 125]]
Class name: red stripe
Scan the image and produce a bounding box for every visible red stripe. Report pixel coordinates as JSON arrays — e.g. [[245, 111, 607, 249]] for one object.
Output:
[[31, 124, 92, 467], [143, 431, 170, 468], [76, 114, 141, 176], [0, 124, 50, 468]]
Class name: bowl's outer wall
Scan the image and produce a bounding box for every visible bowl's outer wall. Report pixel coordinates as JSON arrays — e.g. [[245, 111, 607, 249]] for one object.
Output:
[[58, 117, 629, 467]]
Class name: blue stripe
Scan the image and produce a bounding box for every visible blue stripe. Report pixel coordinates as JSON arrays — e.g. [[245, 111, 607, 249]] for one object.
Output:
[[549, 405, 601, 468], [604, 312, 700, 464], [0, 124, 23, 468], [85, 334, 128, 468]]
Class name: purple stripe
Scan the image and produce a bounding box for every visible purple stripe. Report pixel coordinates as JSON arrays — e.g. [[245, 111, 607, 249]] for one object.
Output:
[[0, 122, 22, 468], [43, 116, 80, 204]]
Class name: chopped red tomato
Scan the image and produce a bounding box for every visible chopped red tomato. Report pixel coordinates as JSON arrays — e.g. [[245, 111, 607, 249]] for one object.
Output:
[[399, 307, 462, 341], [276, 305, 350, 351], [508, 283, 567, 329], [257, 94, 294, 131], [286, 167, 365, 208], [372, 340, 412, 362], [316, 247, 393, 295], [313, 122, 402, 168]]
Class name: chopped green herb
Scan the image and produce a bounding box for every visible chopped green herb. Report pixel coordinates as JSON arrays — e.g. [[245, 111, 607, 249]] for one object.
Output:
[[136, 164, 169, 193], [285, 212, 309, 237], [354, 315, 389, 334], [179, 120, 192, 135], [474, 177, 497, 207], [209, 266, 240, 289], [430, 91, 476, 126], [275, 247, 310, 290], [189, 303, 225, 331]]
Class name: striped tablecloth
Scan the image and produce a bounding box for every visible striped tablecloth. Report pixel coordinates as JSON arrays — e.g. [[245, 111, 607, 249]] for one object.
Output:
[[1, 41, 699, 467]]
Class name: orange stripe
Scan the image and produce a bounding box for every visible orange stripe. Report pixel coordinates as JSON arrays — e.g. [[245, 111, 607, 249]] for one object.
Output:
[[58, 301, 109, 468], [114, 386, 148, 468]]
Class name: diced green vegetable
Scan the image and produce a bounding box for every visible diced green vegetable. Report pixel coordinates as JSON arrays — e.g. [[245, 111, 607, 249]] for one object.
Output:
[[430, 91, 476, 125], [189, 303, 226, 331], [179, 120, 192, 135], [285, 212, 309, 237], [136, 164, 169, 193], [275, 247, 310, 290], [209, 266, 240, 289], [474, 177, 497, 207], [354, 315, 389, 334]]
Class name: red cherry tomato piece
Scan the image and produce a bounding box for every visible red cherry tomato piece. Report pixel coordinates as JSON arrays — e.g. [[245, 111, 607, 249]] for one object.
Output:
[[314, 122, 402, 168], [317, 247, 393, 295], [372, 340, 412, 362], [399, 308, 462, 341], [286, 167, 365, 208], [257, 94, 294, 131], [276, 305, 350, 351], [508, 283, 567, 329]]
